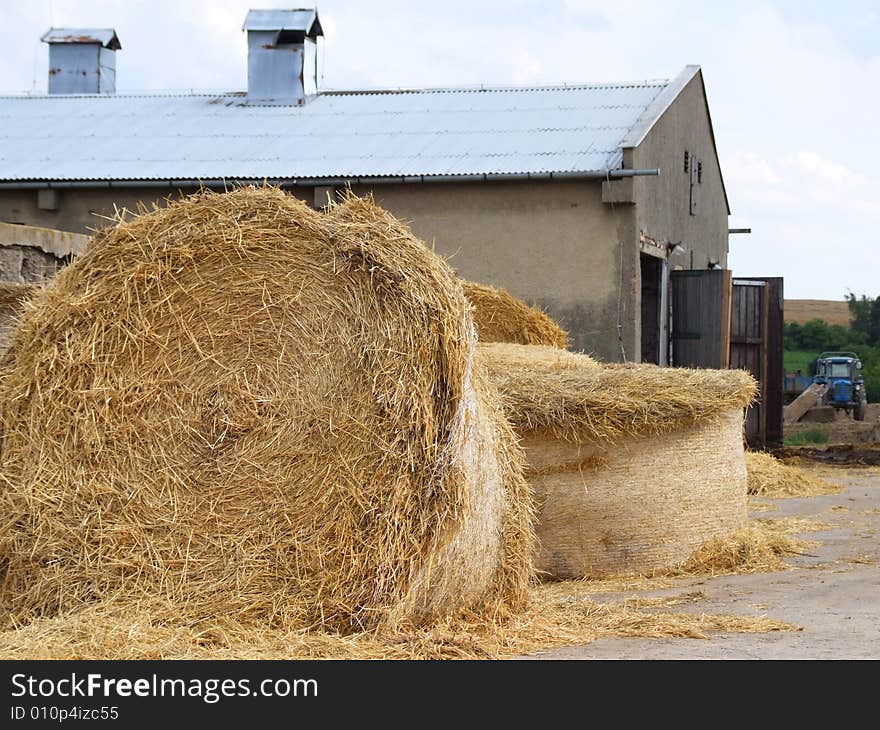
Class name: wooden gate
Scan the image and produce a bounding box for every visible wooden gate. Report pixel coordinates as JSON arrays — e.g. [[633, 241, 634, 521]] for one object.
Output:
[[671, 271, 783, 449], [759, 278, 784, 447], [729, 280, 769, 446], [730, 277, 784, 448]]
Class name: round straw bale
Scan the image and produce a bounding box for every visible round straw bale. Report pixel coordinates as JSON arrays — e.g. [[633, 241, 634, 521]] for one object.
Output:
[[477, 343, 756, 578], [478, 342, 600, 374], [0, 282, 37, 310], [526, 411, 749, 578], [462, 280, 568, 348], [0, 282, 37, 357], [0, 188, 532, 632]]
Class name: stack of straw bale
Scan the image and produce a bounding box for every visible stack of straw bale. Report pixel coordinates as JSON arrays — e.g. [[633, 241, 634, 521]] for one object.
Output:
[[462, 280, 568, 348], [479, 342, 757, 579], [0, 188, 533, 634]]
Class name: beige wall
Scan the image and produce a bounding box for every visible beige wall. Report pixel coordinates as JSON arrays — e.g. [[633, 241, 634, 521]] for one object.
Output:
[[0, 186, 312, 235], [630, 70, 729, 270], [0, 180, 634, 359], [354, 180, 635, 359], [625, 71, 731, 363]]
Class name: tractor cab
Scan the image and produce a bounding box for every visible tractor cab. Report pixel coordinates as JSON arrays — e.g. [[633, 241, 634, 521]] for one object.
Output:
[[813, 351, 867, 421]]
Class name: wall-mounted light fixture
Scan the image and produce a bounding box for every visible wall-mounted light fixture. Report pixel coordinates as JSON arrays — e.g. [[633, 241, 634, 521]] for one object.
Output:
[[708, 259, 722, 270], [667, 241, 685, 255]]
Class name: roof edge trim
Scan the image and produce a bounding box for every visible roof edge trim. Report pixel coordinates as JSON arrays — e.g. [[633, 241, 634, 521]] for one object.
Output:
[[40, 28, 121, 50], [620, 64, 700, 149], [0, 171, 630, 189]]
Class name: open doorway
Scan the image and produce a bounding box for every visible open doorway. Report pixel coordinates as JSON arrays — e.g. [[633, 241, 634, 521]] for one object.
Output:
[[640, 253, 663, 364]]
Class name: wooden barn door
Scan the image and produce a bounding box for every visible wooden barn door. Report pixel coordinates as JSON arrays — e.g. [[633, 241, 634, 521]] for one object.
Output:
[[670, 269, 732, 369], [730, 279, 769, 447]]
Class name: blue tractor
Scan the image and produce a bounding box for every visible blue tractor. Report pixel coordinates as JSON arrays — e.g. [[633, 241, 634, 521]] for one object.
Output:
[[813, 351, 867, 421]]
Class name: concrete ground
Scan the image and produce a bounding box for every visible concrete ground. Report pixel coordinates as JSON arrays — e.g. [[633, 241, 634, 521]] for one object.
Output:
[[529, 467, 880, 659]]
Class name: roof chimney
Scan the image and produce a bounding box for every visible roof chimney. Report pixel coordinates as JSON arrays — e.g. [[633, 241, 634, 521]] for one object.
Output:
[[243, 9, 323, 106], [41, 28, 121, 95]]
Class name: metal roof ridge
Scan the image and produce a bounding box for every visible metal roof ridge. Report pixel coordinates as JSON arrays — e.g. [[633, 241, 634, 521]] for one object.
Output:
[[0, 78, 670, 100], [322, 79, 671, 95], [0, 91, 246, 100]]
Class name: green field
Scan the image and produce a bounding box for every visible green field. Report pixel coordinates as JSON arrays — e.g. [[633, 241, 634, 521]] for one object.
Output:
[[783, 349, 817, 375]]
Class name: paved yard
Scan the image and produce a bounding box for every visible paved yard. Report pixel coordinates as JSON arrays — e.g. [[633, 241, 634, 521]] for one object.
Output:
[[530, 467, 880, 659]]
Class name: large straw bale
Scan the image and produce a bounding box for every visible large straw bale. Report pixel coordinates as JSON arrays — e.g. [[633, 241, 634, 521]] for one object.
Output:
[[478, 343, 756, 578], [0, 187, 532, 633], [462, 280, 568, 348]]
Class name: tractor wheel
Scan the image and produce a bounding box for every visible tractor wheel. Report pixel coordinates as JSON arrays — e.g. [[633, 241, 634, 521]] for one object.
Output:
[[854, 399, 866, 422]]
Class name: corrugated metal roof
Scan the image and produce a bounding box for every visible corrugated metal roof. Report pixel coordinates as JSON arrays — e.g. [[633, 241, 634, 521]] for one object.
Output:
[[242, 9, 322, 36], [40, 28, 121, 50], [0, 80, 672, 183]]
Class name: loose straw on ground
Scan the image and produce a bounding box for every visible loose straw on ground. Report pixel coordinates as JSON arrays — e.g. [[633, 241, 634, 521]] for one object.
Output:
[[746, 451, 840, 498]]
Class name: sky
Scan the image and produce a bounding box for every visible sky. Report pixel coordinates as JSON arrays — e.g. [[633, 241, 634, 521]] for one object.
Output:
[[1, 0, 878, 300]]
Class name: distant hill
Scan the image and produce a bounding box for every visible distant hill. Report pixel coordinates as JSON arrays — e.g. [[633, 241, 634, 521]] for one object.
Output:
[[785, 300, 851, 328]]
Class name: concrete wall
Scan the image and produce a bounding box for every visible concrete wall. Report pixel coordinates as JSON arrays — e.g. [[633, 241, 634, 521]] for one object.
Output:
[[0, 245, 64, 283], [0, 221, 90, 284], [354, 180, 635, 360]]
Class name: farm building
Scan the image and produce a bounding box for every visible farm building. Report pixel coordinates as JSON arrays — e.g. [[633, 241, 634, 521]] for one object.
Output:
[[0, 8, 732, 363]]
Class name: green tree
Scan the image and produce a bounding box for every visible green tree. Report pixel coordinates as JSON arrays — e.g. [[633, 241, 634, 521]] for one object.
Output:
[[783, 321, 801, 351], [861, 359, 880, 403], [847, 293, 880, 345], [872, 299, 880, 345]]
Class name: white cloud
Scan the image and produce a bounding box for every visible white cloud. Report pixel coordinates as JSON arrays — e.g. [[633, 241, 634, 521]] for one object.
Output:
[[784, 151, 867, 188], [724, 151, 783, 187], [511, 53, 544, 85]]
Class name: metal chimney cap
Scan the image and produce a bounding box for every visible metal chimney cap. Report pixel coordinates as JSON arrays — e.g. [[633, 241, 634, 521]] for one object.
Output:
[[40, 28, 121, 50], [242, 9, 323, 38]]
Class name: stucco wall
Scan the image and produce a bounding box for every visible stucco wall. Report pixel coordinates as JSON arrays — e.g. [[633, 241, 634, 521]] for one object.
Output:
[[0, 180, 634, 359], [0, 186, 312, 236], [624, 70, 731, 363], [629, 70, 729, 270], [354, 180, 635, 360]]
